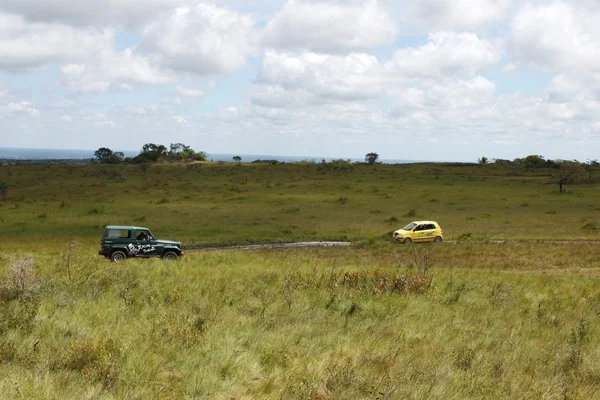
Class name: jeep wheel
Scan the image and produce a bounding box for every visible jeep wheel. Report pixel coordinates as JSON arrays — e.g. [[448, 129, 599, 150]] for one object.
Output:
[[111, 251, 127, 262], [163, 251, 178, 261]]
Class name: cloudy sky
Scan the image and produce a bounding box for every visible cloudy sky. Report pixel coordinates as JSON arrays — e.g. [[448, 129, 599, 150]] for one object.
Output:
[[1, 0, 599, 161]]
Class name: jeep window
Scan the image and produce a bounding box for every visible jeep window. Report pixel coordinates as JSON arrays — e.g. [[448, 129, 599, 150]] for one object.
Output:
[[403, 222, 417, 231], [107, 229, 130, 239]]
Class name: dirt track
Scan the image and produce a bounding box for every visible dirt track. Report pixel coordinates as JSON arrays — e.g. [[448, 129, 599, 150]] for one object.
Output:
[[188, 241, 353, 252], [187, 239, 600, 252]]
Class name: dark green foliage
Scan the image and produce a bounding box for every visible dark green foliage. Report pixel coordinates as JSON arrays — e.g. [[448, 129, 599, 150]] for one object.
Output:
[[317, 159, 354, 173], [94, 148, 123, 164], [365, 152, 379, 165]]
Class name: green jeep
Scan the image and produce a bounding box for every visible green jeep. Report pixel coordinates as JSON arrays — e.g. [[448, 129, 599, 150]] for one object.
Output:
[[99, 226, 184, 262]]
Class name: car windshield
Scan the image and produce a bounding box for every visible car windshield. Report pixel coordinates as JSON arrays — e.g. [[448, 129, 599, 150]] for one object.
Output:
[[402, 222, 417, 231]]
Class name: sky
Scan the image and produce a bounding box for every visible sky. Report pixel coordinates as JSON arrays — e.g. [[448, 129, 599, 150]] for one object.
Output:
[[0, 0, 599, 162]]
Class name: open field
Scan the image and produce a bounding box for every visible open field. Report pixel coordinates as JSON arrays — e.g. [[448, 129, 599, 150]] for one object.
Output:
[[1, 162, 600, 399], [0, 162, 599, 251]]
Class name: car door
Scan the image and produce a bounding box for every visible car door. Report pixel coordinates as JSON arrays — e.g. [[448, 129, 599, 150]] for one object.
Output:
[[413, 224, 426, 242], [422, 224, 436, 242]]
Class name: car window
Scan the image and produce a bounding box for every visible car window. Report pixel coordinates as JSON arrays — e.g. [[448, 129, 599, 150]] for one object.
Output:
[[414, 225, 425, 231], [425, 224, 435, 230], [403, 222, 417, 230], [108, 229, 130, 239]]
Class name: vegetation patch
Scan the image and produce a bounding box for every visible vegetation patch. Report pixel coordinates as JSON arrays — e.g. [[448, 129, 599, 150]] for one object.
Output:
[[285, 270, 432, 295]]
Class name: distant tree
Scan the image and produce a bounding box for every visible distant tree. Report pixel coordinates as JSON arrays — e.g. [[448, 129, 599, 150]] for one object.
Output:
[[94, 147, 123, 164], [477, 156, 489, 164], [365, 152, 379, 165], [519, 155, 546, 168], [557, 161, 588, 193], [136, 143, 167, 163], [0, 182, 7, 200], [233, 156, 242, 163], [192, 151, 208, 161]]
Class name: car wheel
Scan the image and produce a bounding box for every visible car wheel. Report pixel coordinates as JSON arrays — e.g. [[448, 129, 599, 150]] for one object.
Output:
[[111, 251, 127, 262], [434, 236, 443, 243], [404, 238, 412, 244], [163, 251, 178, 261]]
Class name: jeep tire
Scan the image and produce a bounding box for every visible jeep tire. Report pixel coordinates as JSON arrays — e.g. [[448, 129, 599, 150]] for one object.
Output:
[[163, 251, 178, 261], [111, 251, 127, 262]]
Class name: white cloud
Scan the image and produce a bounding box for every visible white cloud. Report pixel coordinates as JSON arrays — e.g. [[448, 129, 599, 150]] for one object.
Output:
[[85, 113, 115, 128], [3, 101, 41, 117], [123, 105, 159, 115], [0, 0, 192, 29], [141, 4, 256, 75], [0, 12, 113, 72], [409, 0, 513, 31], [176, 85, 204, 98], [60, 48, 174, 93], [509, 2, 600, 76], [253, 50, 384, 107], [261, 0, 398, 53], [391, 76, 496, 111], [385, 32, 500, 79], [172, 115, 190, 126], [61, 115, 73, 122]]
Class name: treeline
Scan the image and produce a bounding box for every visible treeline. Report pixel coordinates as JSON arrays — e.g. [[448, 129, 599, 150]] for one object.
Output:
[[480, 154, 599, 168], [93, 143, 207, 164]]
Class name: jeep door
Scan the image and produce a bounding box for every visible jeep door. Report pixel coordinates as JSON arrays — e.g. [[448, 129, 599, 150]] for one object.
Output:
[[136, 230, 160, 257]]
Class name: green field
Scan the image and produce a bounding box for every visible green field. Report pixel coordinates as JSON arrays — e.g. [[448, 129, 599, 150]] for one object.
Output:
[[1, 162, 600, 399]]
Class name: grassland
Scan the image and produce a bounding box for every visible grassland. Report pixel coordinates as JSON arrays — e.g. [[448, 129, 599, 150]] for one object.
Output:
[[1, 161, 600, 399]]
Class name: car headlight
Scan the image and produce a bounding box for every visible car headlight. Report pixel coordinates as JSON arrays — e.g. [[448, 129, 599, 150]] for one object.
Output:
[[394, 232, 402, 238]]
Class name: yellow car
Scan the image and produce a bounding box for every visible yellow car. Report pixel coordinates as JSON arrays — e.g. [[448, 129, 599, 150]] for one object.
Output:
[[393, 221, 443, 243]]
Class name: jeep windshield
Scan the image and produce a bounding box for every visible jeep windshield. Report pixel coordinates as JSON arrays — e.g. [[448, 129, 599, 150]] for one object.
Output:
[[402, 222, 417, 231]]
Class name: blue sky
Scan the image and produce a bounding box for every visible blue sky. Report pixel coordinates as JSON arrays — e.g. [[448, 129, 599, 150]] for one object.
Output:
[[0, 0, 599, 162]]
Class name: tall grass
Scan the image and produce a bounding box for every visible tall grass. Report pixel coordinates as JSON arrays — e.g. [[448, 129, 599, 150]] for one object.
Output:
[[1, 243, 600, 398]]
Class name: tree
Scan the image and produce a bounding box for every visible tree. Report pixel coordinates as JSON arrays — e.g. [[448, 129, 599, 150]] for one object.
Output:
[[557, 161, 588, 193], [93, 147, 123, 164], [365, 152, 379, 165], [477, 156, 489, 164], [233, 156, 242, 163], [168, 143, 194, 161], [137, 143, 167, 163]]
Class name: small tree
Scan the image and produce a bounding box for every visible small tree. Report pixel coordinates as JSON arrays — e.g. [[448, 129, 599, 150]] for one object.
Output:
[[557, 161, 588, 193], [477, 156, 489, 164], [233, 156, 242, 163], [365, 152, 379, 165], [93, 147, 123, 164]]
